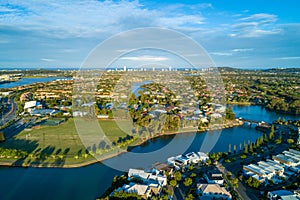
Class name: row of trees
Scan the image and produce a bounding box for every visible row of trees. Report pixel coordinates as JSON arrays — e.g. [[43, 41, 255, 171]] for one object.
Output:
[[227, 125, 275, 155], [0, 147, 27, 158]]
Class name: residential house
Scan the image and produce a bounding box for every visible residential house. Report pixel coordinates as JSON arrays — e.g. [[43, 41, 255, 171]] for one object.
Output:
[[267, 190, 299, 200], [197, 183, 232, 200], [205, 169, 224, 185]]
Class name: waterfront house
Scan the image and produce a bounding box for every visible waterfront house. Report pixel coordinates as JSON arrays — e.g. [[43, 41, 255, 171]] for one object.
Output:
[[185, 152, 202, 164], [152, 162, 174, 175], [196, 152, 209, 163], [267, 190, 299, 200], [197, 183, 232, 199], [128, 168, 167, 187], [112, 183, 152, 199], [167, 155, 189, 169]]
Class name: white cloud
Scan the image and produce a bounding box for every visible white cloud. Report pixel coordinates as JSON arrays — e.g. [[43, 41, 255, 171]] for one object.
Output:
[[232, 48, 253, 52], [120, 56, 169, 61], [0, 1, 206, 38], [274, 57, 300, 60], [41, 58, 56, 62], [210, 52, 233, 56], [239, 13, 278, 23], [243, 29, 282, 38], [60, 49, 78, 53], [230, 13, 281, 38]]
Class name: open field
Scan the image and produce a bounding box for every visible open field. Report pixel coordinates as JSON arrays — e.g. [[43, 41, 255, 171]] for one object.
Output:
[[0, 119, 132, 167]]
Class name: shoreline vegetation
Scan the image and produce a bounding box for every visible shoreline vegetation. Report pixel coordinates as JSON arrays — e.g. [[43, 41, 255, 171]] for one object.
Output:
[[226, 101, 252, 106], [0, 119, 243, 169]]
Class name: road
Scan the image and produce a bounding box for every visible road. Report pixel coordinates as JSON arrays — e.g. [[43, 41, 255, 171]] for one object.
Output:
[[2, 117, 35, 140], [0, 98, 17, 126], [174, 186, 185, 200], [216, 161, 256, 200]]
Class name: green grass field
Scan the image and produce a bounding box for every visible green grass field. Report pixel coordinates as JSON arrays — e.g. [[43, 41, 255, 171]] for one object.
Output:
[[0, 118, 134, 166]]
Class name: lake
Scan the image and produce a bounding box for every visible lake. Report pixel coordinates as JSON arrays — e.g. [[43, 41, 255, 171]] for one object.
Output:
[[0, 106, 298, 200]]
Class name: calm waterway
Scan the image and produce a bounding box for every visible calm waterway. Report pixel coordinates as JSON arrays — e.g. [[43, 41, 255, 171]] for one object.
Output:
[[0, 76, 299, 200], [0, 77, 70, 89]]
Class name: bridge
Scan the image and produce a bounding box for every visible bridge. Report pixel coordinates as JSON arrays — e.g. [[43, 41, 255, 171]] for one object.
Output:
[[239, 118, 271, 130]]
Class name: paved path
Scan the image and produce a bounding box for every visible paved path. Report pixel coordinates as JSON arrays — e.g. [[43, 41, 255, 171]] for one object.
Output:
[[216, 161, 253, 200]]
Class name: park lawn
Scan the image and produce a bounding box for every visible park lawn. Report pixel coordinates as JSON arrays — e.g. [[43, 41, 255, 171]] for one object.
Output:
[[0, 118, 133, 166], [99, 120, 133, 141], [1, 119, 84, 156]]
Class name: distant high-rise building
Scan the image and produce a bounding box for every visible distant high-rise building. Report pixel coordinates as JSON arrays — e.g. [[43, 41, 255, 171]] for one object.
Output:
[[123, 66, 127, 71]]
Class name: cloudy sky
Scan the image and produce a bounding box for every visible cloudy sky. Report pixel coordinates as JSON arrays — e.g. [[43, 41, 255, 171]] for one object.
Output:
[[0, 0, 299, 68]]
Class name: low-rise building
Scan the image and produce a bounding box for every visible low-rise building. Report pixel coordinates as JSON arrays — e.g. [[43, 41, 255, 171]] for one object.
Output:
[[197, 183, 232, 199], [273, 153, 300, 167], [205, 169, 224, 185], [267, 190, 299, 200], [112, 183, 152, 199], [244, 149, 300, 185], [128, 168, 167, 187], [167, 152, 209, 169]]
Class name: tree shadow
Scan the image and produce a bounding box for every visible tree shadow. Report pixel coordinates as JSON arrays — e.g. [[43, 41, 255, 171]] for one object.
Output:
[[0, 138, 39, 167], [55, 148, 62, 155], [63, 148, 70, 155], [41, 145, 55, 155]]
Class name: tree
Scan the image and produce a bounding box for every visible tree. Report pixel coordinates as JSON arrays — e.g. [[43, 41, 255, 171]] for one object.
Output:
[[226, 172, 232, 179], [0, 132, 5, 142], [170, 179, 177, 187], [225, 106, 235, 120], [275, 138, 282, 145], [183, 178, 193, 187], [190, 173, 197, 178], [287, 139, 294, 144], [263, 133, 268, 143], [206, 159, 212, 166], [239, 143, 242, 152], [233, 144, 237, 153], [174, 171, 182, 181], [228, 144, 231, 154], [186, 194, 194, 200], [231, 178, 239, 189], [209, 152, 222, 161], [249, 142, 253, 153], [245, 176, 261, 188], [112, 191, 141, 199], [244, 141, 248, 154], [269, 125, 275, 140]]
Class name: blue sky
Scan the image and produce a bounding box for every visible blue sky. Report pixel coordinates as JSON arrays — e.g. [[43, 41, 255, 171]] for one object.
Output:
[[0, 0, 299, 68]]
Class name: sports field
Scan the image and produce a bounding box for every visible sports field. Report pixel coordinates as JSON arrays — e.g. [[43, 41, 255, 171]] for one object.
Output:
[[0, 118, 133, 167]]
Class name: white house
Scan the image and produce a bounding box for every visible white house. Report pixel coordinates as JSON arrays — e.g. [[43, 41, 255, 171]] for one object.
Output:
[[267, 190, 298, 200], [112, 183, 152, 199], [205, 169, 224, 185], [128, 168, 167, 186], [197, 183, 232, 200]]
